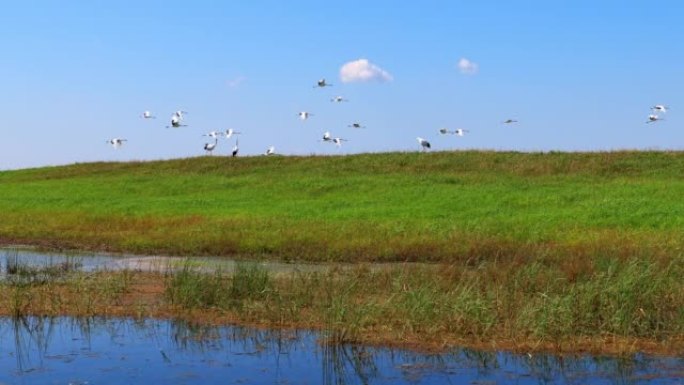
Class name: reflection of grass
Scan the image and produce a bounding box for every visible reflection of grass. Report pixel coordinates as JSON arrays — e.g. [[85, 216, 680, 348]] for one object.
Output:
[[1, 257, 682, 354], [4, 249, 83, 284], [0, 151, 683, 262]]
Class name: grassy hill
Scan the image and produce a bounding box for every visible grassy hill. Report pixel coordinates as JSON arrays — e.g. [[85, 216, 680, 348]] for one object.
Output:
[[1, 151, 683, 262]]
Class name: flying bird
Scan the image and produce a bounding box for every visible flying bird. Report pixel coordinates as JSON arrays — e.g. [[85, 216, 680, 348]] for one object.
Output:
[[330, 96, 348, 103], [347, 122, 366, 129], [167, 115, 184, 128], [646, 114, 664, 124], [107, 138, 127, 149], [167, 111, 188, 128], [315, 78, 332, 88], [265, 146, 275, 156], [439, 128, 468, 136], [332, 137, 348, 147], [298, 111, 314, 121], [203, 131, 223, 139], [320, 131, 332, 142], [502, 119, 518, 124], [417, 137, 431, 151], [232, 139, 239, 157], [204, 138, 217, 155], [224, 128, 242, 139], [141, 110, 156, 119], [651, 105, 669, 114]]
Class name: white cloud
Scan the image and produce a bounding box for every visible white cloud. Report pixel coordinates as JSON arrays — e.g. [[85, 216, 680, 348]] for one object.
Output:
[[457, 58, 479, 75], [340, 59, 393, 83], [227, 76, 246, 88]]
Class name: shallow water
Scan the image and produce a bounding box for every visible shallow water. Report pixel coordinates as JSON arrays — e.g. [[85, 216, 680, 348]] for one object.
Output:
[[0, 316, 682, 385], [0, 247, 332, 275]]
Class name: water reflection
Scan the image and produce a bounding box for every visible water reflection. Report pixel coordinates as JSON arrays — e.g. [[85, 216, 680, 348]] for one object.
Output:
[[322, 343, 380, 385], [0, 247, 334, 275], [2, 316, 679, 385]]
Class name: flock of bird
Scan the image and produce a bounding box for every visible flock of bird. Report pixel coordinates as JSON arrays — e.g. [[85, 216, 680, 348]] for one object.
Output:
[[108, 109, 241, 156], [105, 78, 375, 156], [106, 81, 670, 156], [298, 79, 357, 149], [414, 105, 669, 152]]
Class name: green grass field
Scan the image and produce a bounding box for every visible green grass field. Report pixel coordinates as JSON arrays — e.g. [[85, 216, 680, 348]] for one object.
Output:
[[1, 151, 683, 262]]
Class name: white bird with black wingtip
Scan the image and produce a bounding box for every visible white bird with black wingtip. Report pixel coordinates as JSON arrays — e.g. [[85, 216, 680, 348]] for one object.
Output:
[[204, 138, 218, 155], [231, 138, 239, 157], [298, 111, 314, 121], [107, 138, 127, 149], [141, 110, 156, 119], [320, 131, 332, 142], [330, 96, 348, 103], [315, 78, 332, 88], [224, 128, 242, 139], [439, 128, 469, 136], [651, 105, 669, 114], [265, 146, 275, 156], [417, 137, 431, 151], [203, 131, 223, 139], [167, 110, 188, 128], [332, 137, 348, 147], [646, 114, 664, 124]]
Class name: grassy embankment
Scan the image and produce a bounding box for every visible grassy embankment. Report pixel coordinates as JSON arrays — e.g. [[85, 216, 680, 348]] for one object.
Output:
[[0, 151, 683, 353], [1, 151, 683, 262]]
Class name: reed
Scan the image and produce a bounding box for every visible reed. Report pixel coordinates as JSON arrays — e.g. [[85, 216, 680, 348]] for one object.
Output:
[[159, 254, 684, 350], [0, 254, 681, 353], [164, 261, 272, 309], [164, 261, 227, 308]]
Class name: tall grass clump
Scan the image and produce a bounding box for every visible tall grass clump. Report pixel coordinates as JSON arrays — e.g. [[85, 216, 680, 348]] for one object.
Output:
[[443, 279, 497, 338], [576, 258, 681, 337], [164, 261, 228, 308], [165, 261, 272, 309], [322, 274, 364, 343], [515, 257, 683, 342], [230, 262, 271, 300]]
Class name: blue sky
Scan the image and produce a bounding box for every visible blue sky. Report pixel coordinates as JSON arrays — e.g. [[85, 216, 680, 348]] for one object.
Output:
[[1, 1, 682, 169]]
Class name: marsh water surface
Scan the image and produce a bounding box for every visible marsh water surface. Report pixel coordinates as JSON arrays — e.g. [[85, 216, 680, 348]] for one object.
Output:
[[1, 317, 682, 385], [0, 247, 329, 275]]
